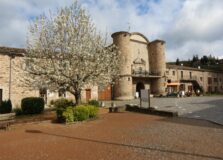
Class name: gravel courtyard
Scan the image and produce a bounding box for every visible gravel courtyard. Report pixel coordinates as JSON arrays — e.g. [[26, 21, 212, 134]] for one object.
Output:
[[0, 111, 223, 160]]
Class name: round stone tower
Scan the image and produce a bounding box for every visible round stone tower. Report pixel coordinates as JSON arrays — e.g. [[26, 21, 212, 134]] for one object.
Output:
[[111, 31, 134, 100], [149, 40, 166, 95]]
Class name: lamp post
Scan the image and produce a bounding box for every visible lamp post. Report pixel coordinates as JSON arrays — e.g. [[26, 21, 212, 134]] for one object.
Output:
[[9, 54, 15, 100]]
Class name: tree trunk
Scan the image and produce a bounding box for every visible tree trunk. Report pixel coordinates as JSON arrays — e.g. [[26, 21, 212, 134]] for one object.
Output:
[[74, 90, 81, 105]]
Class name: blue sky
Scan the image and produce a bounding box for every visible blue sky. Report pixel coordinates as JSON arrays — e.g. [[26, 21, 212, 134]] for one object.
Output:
[[0, 0, 223, 61]]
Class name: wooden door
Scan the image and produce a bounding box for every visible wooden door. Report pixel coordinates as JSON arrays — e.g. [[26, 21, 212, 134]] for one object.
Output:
[[98, 85, 112, 101], [86, 89, 91, 102]]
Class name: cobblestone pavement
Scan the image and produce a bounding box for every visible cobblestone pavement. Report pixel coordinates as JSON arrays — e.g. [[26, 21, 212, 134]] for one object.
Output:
[[0, 112, 223, 160], [103, 96, 223, 125]]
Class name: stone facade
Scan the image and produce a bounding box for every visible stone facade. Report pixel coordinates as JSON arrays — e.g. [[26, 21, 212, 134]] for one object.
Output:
[[166, 64, 223, 94], [112, 31, 166, 99], [0, 48, 39, 107], [0, 47, 98, 107]]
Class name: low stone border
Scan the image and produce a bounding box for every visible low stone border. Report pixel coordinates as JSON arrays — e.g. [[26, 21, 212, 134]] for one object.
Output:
[[125, 105, 178, 117], [109, 106, 126, 113], [0, 113, 16, 130]]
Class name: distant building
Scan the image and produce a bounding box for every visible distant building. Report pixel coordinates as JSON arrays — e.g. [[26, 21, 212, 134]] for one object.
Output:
[[0, 31, 223, 107], [166, 64, 223, 94]]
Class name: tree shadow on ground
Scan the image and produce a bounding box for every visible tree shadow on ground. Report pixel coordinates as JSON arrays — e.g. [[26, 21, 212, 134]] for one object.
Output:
[[25, 129, 223, 160]]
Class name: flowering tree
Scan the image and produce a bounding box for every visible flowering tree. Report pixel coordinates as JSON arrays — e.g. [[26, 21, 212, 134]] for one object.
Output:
[[24, 1, 120, 104]]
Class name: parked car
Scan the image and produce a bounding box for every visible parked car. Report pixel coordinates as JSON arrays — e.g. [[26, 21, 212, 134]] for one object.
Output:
[[166, 92, 179, 97]]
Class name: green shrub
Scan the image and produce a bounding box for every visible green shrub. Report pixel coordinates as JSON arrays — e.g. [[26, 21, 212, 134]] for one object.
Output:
[[88, 100, 100, 107], [13, 107, 23, 116], [86, 105, 99, 118], [56, 104, 99, 123], [21, 97, 44, 114], [73, 105, 89, 121], [53, 98, 74, 109], [50, 99, 54, 105], [62, 107, 74, 123], [54, 99, 74, 122], [0, 99, 12, 114]]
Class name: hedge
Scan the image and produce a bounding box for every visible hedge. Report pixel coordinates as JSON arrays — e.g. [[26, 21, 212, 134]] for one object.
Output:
[[0, 99, 12, 114], [56, 104, 99, 123], [21, 97, 44, 114]]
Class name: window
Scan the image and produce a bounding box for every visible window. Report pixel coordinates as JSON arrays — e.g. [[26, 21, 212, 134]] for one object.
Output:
[[0, 89, 2, 105], [189, 72, 192, 79], [200, 77, 203, 81], [181, 71, 183, 79], [208, 86, 212, 93], [166, 71, 169, 75], [214, 78, 218, 83], [215, 86, 218, 92], [58, 88, 66, 97], [39, 88, 47, 97], [172, 71, 175, 76], [208, 77, 212, 85]]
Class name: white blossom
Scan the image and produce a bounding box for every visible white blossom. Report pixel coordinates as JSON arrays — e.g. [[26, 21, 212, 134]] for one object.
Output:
[[22, 1, 120, 104]]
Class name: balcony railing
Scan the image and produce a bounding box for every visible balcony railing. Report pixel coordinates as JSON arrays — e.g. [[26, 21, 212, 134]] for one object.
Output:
[[132, 69, 161, 77], [180, 75, 203, 87]]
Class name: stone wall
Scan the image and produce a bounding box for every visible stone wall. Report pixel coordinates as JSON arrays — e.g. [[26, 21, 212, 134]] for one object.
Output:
[[0, 54, 38, 107]]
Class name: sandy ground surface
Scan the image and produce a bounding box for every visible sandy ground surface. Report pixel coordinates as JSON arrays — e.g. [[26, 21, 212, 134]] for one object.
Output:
[[0, 109, 223, 160]]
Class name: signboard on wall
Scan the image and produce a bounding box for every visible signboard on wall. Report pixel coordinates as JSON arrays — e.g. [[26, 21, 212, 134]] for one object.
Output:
[[140, 89, 150, 108]]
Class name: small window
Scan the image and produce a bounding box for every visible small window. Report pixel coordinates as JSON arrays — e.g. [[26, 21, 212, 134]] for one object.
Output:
[[0, 89, 2, 105], [200, 77, 203, 81], [214, 78, 218, 83], [208, 77, 212, 85], [172, 71, 175, 76], [58, 88, 66, 97], [128, 77, 131, 81], [39, 88, 47, 97], [215, 86, 218, 92], [189, 72, 192, 79], [181, 71, 183, 78]]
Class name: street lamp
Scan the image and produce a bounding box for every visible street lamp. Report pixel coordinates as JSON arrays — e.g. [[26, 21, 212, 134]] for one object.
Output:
[[9, 53, 15, 100]]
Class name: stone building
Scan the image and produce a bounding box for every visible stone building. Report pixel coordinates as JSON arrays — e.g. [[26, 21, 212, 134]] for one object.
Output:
[[112, 31, 166, 99], [0, 47, 38, 107], [0, 47, 99, 107], [166, 64, 223, 94], [0, 31, 223, 107]]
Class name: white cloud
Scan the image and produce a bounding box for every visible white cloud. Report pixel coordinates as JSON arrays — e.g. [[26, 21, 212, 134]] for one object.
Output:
[[162, 0, 223, 61], [0, 0, 222, 61]]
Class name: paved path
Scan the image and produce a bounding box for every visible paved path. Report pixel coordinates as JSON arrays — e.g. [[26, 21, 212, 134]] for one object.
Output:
[[103, 96, 223, 125]]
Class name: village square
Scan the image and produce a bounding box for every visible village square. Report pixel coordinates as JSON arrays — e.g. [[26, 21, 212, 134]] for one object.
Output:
[[0, 1, 223, 160]]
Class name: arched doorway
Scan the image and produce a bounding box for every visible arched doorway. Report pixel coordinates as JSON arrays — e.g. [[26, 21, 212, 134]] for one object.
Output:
[[136, 82, 145, 98]]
